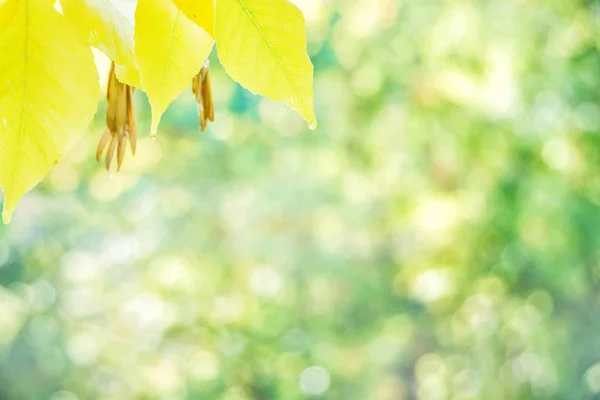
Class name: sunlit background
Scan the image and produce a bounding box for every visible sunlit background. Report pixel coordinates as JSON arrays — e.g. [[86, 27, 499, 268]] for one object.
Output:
[[1, 0, 600, 398]]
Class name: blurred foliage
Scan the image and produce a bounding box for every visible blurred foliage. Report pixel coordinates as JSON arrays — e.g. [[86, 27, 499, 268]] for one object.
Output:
[[1, 0, 600, 399]]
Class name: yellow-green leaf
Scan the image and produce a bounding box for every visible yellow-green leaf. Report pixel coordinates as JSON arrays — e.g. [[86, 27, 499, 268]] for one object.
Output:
[[61, 0, 136, 68], [0, 0, 100, 223], [135, 0, 214, 135], [215, 0, 316, 127], [172, 0, 214, 37]]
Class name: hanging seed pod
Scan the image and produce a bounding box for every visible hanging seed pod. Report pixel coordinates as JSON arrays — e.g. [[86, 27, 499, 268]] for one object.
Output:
[[192, 59, 215, 132], [96, 62, 137, 171]]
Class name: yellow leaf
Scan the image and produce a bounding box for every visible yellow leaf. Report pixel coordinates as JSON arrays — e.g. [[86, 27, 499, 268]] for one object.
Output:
[[172, 0, 214, 37], [135, 0, 214, 135], [215, 0, 316, 127], [0, 0, 17, 27], [0, 0, 100, 223], [61, 0, 136, 68], [115, 64, 142, 88]]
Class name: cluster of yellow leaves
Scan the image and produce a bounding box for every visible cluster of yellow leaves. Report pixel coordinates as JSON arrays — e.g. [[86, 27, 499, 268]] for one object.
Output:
[[0, 0, 316, 223]]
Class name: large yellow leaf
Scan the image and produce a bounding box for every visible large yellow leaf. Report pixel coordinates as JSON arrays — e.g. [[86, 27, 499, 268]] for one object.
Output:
[[0, 0, 100, 223], [61, 0, 136, 68], [215, 0, 316, 127], [135, 0, 214, 135], [172, 0, 214, 37], [0, 0, 17, 26]]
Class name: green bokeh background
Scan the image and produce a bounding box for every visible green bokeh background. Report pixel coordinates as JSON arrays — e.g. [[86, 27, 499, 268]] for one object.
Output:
[[1, 0, 600, 399]]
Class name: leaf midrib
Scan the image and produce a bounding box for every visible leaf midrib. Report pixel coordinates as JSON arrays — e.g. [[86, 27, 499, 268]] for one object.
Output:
[[234, 0, 302, 102], [158, 9, 180, 106]]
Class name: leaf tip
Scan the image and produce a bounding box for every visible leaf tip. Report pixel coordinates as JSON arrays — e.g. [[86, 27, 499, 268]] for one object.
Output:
[[294, 97, 317, 131], [150, 115, 160, 139], [2, 209, 12, 224]]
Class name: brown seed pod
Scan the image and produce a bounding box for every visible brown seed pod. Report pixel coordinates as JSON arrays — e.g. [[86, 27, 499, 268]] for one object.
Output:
[[203, 67, 214, 123], [97, 62, 137, 172], [96, 128, 111, 163], [192, 59, 215, 132], [127, 86, 137, 155]]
